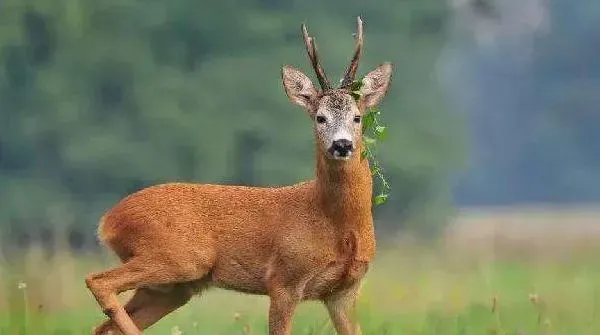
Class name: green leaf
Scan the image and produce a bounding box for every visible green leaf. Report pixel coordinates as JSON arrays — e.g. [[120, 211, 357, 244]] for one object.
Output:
[[350, 79, 364, 92], [350, 92, 361, 102], [374, 194, 388, 206], [368, 107, 381, 116], [358, 101, 390, 205], [362, 113, 375, 132], [374, 125, 387, 140], [370, 164, 381, 175], [363, 136, 376, 146]]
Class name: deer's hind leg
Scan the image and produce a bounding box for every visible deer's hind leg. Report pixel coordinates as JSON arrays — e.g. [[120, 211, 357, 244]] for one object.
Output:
[[92, 284, 200, 335], [85, 253, 214, 335]]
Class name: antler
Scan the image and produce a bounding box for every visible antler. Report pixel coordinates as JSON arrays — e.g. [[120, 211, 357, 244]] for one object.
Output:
[[340, 16, 364, 88], [301, 23, 332, 91]]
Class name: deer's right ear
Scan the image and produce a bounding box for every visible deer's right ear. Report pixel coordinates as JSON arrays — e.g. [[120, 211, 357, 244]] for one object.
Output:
[[282, 65, 318, 110]]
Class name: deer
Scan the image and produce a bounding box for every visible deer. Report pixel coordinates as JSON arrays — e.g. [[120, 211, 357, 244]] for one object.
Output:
[[85, 16, 393, 335]]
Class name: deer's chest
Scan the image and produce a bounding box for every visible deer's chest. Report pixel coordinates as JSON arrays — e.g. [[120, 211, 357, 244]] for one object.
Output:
[[302, 258, 369, 300], [275, 228, 371, 300]]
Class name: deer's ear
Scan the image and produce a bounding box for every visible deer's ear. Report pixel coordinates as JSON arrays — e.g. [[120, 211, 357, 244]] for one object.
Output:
[[361, 62, 393, 108], [282, 65, 318, 110]]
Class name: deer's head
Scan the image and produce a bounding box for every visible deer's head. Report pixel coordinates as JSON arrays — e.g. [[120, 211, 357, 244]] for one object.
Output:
[[282, 17, 392, 162]]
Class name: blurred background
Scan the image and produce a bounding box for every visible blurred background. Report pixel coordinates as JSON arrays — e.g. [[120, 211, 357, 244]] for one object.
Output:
[[1, 0, 600, 334]]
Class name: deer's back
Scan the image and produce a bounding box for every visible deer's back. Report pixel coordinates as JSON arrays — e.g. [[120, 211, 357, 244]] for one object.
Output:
[[98, 181, 322, 257]]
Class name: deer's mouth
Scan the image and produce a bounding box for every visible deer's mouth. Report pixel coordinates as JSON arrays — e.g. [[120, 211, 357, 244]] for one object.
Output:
[[332, 151, 352, 161], [328, 138, 354, 160], [328, 147, 353, 161]]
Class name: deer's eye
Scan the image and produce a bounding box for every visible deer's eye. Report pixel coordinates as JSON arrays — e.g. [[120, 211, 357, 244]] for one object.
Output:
[[353, 115, 361, 123], [316, 115, 327, 124]]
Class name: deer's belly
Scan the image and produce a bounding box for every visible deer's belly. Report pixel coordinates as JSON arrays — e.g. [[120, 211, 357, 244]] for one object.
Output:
[[210, 257, 270, 295], [208, 253, 370, 300]]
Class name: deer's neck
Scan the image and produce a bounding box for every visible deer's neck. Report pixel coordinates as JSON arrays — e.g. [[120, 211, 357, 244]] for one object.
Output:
[[315, 145, 375, 260], [315, 145, 373, 226]]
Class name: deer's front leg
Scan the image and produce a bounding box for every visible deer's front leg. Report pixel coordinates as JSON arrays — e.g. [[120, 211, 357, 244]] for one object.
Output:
[[324, 283, 363, 335], [268, 288, 298, 335]]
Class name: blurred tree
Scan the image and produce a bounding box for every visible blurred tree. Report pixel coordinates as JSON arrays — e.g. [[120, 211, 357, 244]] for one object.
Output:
[[0, 0, 459, 249]]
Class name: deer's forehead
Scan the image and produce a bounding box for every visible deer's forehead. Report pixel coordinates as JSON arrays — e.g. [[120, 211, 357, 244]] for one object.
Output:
[[318, 92, 356, 117]]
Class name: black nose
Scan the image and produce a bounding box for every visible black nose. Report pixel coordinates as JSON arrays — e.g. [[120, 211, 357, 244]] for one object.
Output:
[[331, 139, 354, 157]]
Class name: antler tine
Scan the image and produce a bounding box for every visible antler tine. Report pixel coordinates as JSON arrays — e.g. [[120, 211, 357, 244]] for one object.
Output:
[[301, 23, 331, 91], [340, 16, 364, 88]]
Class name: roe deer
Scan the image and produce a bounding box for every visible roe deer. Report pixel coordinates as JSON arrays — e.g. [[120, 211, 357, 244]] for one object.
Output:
[[85, 16, 393, 335]]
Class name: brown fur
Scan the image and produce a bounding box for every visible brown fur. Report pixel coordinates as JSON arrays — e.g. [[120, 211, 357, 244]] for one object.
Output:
[[85, 19, 392, 335]]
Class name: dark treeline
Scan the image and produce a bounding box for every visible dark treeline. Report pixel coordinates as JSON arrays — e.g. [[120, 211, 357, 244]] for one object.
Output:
[[0, 0, 460, 252], [4, 0, 597, 254]]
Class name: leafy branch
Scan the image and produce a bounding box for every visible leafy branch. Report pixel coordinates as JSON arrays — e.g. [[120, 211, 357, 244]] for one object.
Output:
[[350, 79, 391, 206]]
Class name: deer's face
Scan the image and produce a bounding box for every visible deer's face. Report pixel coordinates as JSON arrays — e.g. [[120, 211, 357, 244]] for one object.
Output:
[[282, 63, 393, 161], [313, 91, 361, 160]]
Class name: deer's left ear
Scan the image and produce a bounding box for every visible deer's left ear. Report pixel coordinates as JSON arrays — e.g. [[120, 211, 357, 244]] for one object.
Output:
[[361, 62, 393, 108]]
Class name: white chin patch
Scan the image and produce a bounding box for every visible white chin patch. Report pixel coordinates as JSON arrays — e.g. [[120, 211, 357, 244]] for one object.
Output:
[[332, 151, 352, 160]]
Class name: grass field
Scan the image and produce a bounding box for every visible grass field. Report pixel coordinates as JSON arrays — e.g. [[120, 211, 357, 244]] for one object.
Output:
[[2, 206, 600, 334]]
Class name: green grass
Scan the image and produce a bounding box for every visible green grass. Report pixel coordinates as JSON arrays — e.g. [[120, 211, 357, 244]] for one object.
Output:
[[2, 243, 600, 335]]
